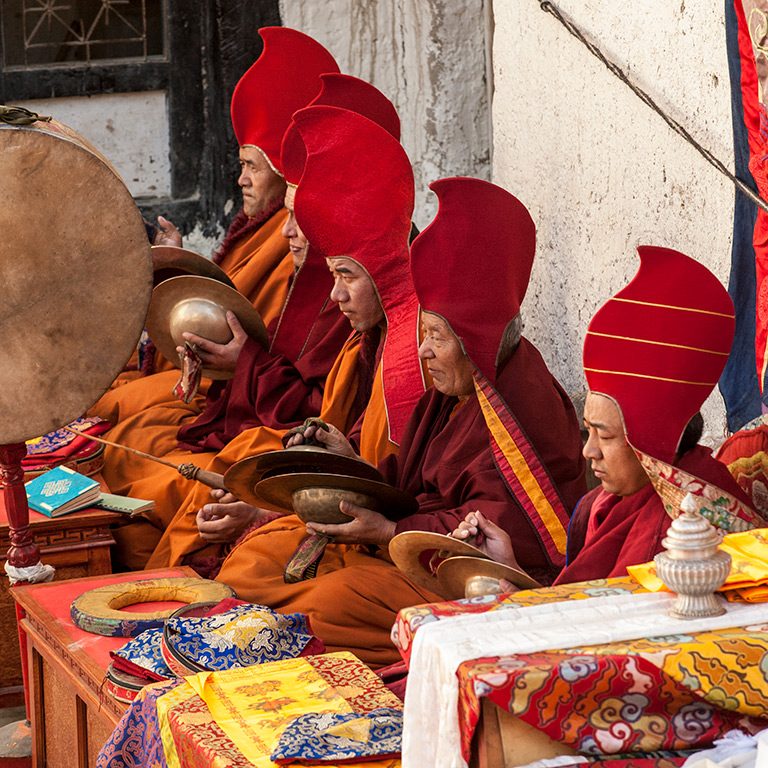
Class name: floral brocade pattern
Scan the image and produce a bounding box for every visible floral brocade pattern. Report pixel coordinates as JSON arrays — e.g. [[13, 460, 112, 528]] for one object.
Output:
[[638, 452, 765, 533], [25, 416, 109, 455], [97, 653, 403, 768], [97, 678, 183, 768], [113, 628, 172, 680], [166, 604, 318, 670], [270, 708, 403, 764]]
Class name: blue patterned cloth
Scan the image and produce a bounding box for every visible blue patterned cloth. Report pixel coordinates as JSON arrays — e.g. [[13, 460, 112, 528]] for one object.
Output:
[[165, 603, 318, 671], [270, 708, 403, 764], [113, 628, 172, 680], [97, 678, 183, 767]]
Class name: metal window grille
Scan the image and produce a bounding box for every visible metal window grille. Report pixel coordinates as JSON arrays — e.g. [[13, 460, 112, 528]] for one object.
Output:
[[1, 0, 165, 69]]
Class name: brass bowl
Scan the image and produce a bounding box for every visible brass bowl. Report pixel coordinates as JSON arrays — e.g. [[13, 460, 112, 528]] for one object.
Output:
[[169, 298, 232, 347], [251, 472, 418, 523], [291, 486, 376, 524]]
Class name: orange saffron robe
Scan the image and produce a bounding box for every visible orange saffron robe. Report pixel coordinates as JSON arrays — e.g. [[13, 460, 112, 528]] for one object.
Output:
[[207, 351, 433, 671], [91, 208, 291, 426], [146, 331, 383, 568]]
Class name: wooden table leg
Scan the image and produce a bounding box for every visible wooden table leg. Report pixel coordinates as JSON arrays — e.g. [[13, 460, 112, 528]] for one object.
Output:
[[1, 442, 42, 720]]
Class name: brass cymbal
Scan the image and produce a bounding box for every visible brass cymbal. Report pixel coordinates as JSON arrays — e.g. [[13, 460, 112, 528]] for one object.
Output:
[[223, 446, 384, 502], [436, 555, 541, 600], [151, 245, 235, 289], [145, 275, 268, 380], [0, 119, 152, 443], [388, 530, 492, 598], [233, 472, 417, 524]]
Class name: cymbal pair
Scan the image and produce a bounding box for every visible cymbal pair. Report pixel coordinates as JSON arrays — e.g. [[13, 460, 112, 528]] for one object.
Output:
[[146, 251, 268, 379], [389, 530, 541, 601], [224, 445, 416, 525]]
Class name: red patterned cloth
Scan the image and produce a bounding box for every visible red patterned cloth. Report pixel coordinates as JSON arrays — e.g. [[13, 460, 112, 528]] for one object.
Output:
[[22, 416, 110, 475], [394, 578, 768, 764]]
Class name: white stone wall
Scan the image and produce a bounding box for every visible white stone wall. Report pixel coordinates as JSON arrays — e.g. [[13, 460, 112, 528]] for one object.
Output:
[[492, 0, 735, 447], [17, 92, 171, 198], [16, 92, 224, 257], [279, 0, 493, 229]]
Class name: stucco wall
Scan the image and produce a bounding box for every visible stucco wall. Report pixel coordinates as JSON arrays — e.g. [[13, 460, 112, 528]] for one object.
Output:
[[279, 0, 493, 229], [17, 92, 171, 198], [492, 0, 736, 447]]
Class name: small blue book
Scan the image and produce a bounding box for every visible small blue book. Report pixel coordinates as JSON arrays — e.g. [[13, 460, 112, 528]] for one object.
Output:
[[25, 466, 101, 517]]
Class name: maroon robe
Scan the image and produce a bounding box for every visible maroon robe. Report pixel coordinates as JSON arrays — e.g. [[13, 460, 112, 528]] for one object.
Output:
[[176, 302, 350, 452], [556, 445, 760, 584], [383, 337, 586, 581], [175, 240, 351, 453]]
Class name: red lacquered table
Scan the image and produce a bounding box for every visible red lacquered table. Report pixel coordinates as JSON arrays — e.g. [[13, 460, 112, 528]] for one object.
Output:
[[0, 488, 123, 705], [13, 567, 198, 768]]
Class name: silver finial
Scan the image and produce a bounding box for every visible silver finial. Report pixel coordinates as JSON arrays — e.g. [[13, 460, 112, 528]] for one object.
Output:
[[653, 493, 731, 619]]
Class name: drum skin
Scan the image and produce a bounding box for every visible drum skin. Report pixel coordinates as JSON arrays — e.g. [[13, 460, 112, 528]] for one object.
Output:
[[0, 119, 153, 444]]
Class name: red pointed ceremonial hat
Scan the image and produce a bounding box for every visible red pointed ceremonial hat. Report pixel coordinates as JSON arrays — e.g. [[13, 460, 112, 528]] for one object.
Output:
[[584, 246, 734, 464], [230, 27, 339, 174], [410, 178, 535, 382], [281, 73, 400, 186], [275, 77, 401, 361], [292, 105, 423, 444], [271, 119, 332, 361]]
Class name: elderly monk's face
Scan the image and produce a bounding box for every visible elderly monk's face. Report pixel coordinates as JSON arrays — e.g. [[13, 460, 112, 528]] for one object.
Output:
[[238, 146, 286, 218], [281, 186, 308, 270], [582, 392, 650, 497], [418, 312, 475, 397], [326, 257, 385, 331]]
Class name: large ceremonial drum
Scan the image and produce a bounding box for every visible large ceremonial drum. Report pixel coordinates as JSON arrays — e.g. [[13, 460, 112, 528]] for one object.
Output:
[[0, 117, 153, 444]]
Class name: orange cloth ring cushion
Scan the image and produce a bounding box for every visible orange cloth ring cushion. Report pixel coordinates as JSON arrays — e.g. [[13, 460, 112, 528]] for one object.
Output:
[[70, 578, 235, 637]]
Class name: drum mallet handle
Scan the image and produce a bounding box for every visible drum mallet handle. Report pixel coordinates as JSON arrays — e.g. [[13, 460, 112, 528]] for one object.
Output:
[[62, 427, 227, 490]]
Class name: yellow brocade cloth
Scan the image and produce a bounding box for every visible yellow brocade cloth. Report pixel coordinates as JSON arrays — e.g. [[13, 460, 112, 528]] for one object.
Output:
[[98, 652, 402, 768], [186, 659, 353, 766], [627, 527, 768, 601]]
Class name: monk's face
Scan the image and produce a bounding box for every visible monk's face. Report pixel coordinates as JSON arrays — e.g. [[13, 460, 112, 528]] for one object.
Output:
[[326, 257, 385, 331], [238, 146, 286, 217], [281, 186, 308, 270], [418, 312, 474, 397], [582, 392, 649, 497]]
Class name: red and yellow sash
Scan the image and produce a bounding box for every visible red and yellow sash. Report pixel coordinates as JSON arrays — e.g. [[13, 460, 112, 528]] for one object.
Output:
[[473, 370, 570, 567]]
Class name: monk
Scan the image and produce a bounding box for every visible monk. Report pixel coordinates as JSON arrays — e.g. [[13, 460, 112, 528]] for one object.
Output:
[[97, 120, 359, 570], [452, 246, 766, 586], [91, 27, 339, 425], [175, 73, 403, 455], [144, 91, 418, 569], [210, 177, 586, 667]]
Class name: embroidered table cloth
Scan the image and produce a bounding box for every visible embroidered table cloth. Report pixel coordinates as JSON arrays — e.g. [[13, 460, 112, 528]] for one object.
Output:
[[98, 651, 403, 768], [393, 578, 768, 768]]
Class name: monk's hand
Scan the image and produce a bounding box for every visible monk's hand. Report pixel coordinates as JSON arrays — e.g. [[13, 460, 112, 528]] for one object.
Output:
[[497, 579, 520, 594], [196, 489, 270, 543], [153, 215, 182, 247], [286, 421, 358, 458], [179, 311, 247, 373], [451, 510, 520, 569], [305, 501, 396, 546]]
